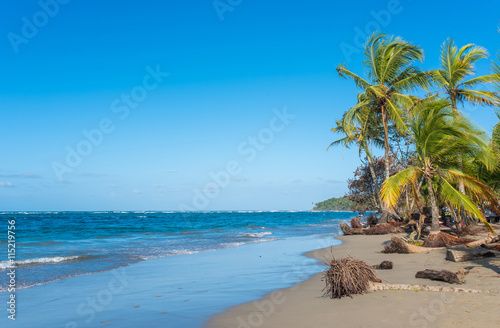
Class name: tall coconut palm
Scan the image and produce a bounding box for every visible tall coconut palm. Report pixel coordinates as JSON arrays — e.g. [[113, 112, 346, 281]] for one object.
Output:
[[381, 99, 498, 234], [337, 33, 431, 221]]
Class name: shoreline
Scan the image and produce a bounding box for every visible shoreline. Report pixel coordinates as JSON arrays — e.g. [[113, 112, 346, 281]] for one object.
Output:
[[206, 234, 500, 328], [1, 232, 342, 328]]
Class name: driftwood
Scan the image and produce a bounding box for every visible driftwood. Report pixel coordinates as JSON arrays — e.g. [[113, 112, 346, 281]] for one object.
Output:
[[373, 261, 393, 270], [350, 217, 362, 229], [340, 223, 351, 235], [384, 236, 443, 254], [339, 223, 363, 235], [445, 248, 496, 262], [368, 282, 488, 294], [465, 235, 500, 248], [415, 269, 463, 284]]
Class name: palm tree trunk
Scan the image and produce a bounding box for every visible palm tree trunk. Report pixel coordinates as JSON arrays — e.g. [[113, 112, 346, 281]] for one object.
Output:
[[451, 96, 467, 224], [425, 174, 441, 232], [381, 106, 391, 181], [379, 106, 391, 223], [366, 157, 382, 210]]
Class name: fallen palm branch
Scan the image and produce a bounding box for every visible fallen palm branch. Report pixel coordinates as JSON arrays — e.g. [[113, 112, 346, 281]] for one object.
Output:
[[368, 282, 489, 294], [322, 256, 380, 299]]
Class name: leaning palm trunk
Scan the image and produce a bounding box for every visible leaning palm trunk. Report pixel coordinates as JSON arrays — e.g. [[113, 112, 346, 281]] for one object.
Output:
[[425, 174, 441, 232]]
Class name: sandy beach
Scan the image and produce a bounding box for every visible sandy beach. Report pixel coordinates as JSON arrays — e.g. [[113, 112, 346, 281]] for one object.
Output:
[[206, 234, 500, 328]]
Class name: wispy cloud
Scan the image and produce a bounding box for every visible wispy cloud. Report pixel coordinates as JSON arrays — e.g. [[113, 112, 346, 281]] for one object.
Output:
[[0, 172, 41, 178], [0, 181, 14, 187], [326, 179, 343, 184], [132, 189, 144, 194]]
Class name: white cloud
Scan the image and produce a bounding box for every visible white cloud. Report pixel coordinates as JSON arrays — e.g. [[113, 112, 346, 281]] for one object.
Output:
[[132, 189, 144, 194], [0, 181, 13, 187]]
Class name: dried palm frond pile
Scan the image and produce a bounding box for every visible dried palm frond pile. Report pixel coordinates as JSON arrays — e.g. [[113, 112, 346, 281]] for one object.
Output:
[[364, 223, 405, 235], [422, 232, 475, 248], [322, 256, 379, 299]]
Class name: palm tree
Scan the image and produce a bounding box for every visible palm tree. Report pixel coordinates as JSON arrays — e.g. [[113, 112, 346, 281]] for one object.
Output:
[[337, 33, 431, 221], [432, 39, 499, 111], [433, 39, 500, 219], [381, 99, 498, 234], [328, 107, 385, 210]]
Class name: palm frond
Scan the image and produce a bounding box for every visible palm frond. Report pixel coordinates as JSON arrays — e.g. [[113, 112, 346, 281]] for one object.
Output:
[[381, 167, 423, 208]]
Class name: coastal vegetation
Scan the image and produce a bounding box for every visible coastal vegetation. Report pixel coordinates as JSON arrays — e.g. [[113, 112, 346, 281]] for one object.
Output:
[[331, 31, 500, 243], [312, 196, 355, 211]]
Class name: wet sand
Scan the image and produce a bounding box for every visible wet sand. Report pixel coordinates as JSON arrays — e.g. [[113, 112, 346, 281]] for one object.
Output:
[[206, 234, 500, 328]]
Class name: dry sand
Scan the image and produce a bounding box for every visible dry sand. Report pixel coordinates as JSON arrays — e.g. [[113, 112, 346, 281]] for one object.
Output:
[[206, 234, 500, 328]]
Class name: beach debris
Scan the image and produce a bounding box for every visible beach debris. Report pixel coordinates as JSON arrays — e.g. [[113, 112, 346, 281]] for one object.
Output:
[[368, 282, 488, 294], [364, 223, 405, 235], [322, 256, 380, 299], [422, 232, 475, 248], [464, 234, 500, 248], [133, 305, 140, 308], [456, 269, 470, 279], [484, 243, 500, 251], [101, 320, 111, 323], [415, 269, 463, 284], [350, 217, 362, 229], [383, 236, 443, 254], [340, 221, 404, 236], [445, 247, 496, 262], [339, 222, 362, 235], [374, 260, 393, 270], [366, 214, 378, 227]]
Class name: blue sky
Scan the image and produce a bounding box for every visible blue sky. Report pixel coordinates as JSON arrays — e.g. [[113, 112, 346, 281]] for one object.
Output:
[[1, 0, 500, 211]]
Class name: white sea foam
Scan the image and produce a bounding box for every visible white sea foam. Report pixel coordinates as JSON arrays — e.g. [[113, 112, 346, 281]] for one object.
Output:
[[240, 231, 273, 238], [0, 256, 81, 270]]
